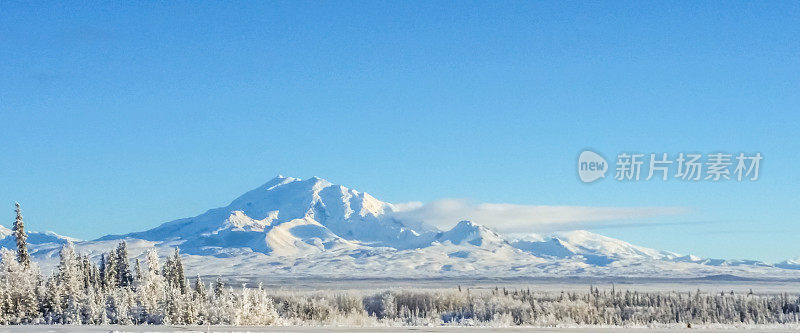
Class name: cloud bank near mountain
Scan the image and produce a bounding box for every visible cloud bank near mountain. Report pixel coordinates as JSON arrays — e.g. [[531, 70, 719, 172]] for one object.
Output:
[[391, 199, 688, 234]]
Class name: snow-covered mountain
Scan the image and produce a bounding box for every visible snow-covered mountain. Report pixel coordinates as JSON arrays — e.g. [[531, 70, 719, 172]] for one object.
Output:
[[435, 220, 509, 248], [777, 257, 800, 270], [6, 176, 800, 279], [0, 224, 77, 256], [99, 176, 434, 256], [510, 230, 679, 266]]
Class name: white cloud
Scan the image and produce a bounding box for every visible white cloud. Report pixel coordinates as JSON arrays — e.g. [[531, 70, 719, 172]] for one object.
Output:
[[390, 199, 688, 234]]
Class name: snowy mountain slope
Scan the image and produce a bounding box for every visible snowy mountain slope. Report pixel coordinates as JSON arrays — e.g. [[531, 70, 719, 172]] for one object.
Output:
[[0, 229, 77, 256], [24, 238, 795, 280], [509, 230, 779, 269], [775, 257, 800, 270], [4, 176, 799, 278], [0, 228, 78, 269], [552, 230, 678, 260], [99, 176, 434, 256], [432, 220, 509, 248], [511, 230, 679, 266], [0, 225, 12, 239]]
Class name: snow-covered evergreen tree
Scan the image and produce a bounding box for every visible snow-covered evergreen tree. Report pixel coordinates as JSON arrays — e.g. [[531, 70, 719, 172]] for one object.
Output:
[[238, 282, 277, 325], [55, 242, 83, 324], [12, 203, 31, 266], [115, 241, 133, 288], [97, 254, 106, 290], [139, 249, 165, 324], [0, 248, 39, 323], [193, 275, 207, 302], [172, 249, 186, 293], [161, 248, 186, 294], [133, 258, 142, 287], [41, 276, 62, 324], [102, 251, 118, 290], [213, 277, 225, 300]]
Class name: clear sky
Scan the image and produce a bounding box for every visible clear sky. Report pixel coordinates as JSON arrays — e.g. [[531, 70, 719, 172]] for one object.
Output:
[[1, 1, 798, 262]]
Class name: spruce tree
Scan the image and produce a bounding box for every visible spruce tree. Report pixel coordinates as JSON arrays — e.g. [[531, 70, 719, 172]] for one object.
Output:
[[172, 248, 186, 293], [141, 249, 166, 324], [193, 275, 206, 301], [98, 254, 106, 290], [162, 256, 173, 287], [0, 248, 39, 323], [213, 277, 224, 300], [115, 241, 133, 287], [81, 256, 92, 289], [103, 251, 118, 290], [12, 203, 31, 266], [90, 263, 100, 292], [56, 242, 82, 324], [134, 258, 143, 286]]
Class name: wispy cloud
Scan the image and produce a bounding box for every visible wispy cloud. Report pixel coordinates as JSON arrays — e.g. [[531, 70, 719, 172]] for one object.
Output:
[[390, 199, 689, 234]]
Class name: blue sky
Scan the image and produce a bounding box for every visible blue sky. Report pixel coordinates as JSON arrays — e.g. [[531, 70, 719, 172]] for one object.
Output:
[[1, 1, 798, 262]]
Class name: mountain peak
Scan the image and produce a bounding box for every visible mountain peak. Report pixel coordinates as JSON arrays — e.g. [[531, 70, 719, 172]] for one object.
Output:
[[303, 176, 332, 189], [99, 175, 421, 252], [259, 175, 301, 190], [454, 220, 476, 228], [436, 220, 507, 247]]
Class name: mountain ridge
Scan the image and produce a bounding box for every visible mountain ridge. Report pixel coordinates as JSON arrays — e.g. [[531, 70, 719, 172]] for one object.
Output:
[[5, 176, 799, 278]]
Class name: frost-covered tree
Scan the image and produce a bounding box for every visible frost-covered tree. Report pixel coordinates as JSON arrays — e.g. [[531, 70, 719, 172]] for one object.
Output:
[[213, 277, 225, 300], [162, 248, 187, 294], [139, 249, 165, 324], [133, 258, 142, 286], [237, 283, 277, 325], [79, 277, 103, 325], [12, 203, 31, 266], [80, 256, 92, 290], [115, 241, 133, 288], [173, 249, 186, 293], [102, 252, 118, 290], [0, 249, 39, 323], [193, 275, 207, 302], [97, 254, 106, 289], [104, 285, 135, 325], [54, 242, 83, 324], [41, 276, 62, 323]]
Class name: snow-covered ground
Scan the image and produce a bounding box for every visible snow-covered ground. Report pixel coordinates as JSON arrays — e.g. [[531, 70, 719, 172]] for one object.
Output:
[[2, 325, 799, 332]]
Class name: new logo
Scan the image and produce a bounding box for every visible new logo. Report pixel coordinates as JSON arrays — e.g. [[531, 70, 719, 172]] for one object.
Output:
[[578, 150, 608, 183]]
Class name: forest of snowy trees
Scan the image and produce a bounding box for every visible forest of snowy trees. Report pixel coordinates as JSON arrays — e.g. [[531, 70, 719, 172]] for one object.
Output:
[[2, 204, 800, 327]]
